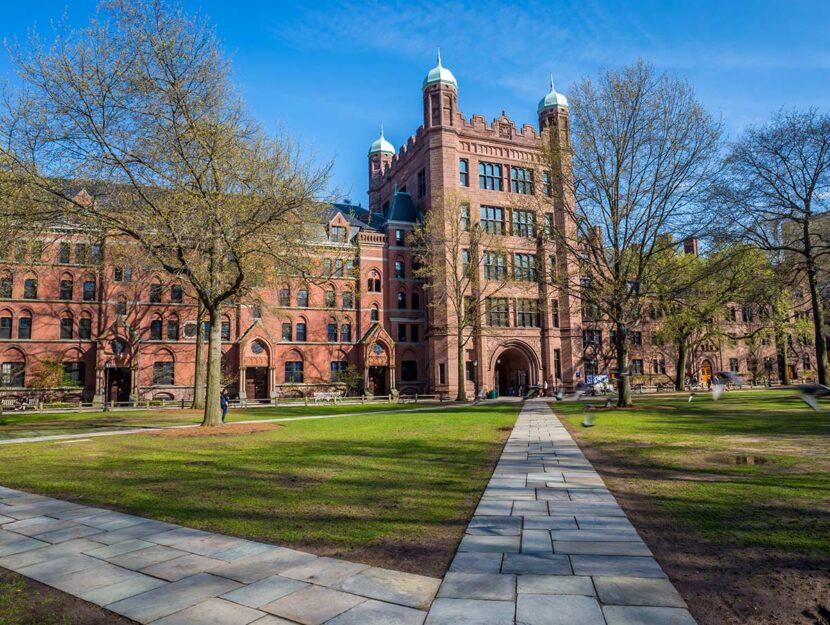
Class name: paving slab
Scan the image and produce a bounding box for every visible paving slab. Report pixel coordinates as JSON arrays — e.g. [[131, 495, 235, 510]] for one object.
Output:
[[107, 544, 191, 570], [593, 576, 687, 608], [424, 598, 514, 625], [212, 548, 318, 584], [502, 553, 572, 575], [151, 597, 266, 625], [81, 575, 168, 606], [221, 575, 309, 608], [140, 553, 227, 581], [106, 572, 242, 623], [16, 554, 102, 583], [436, 572, 515, 601], [570, 555, 667, 579], [448, 552, 503, 574], [553, 541, 652, 556], [0, 538, 102, 569], [325, 599, 427, 625], [516, 594, 606, 625], [603, 605, 698, 625], [261, 585, 365, 625], [335, 566, 440, 609], [280, 557, 370, 587], [517, 575, 595, 596]]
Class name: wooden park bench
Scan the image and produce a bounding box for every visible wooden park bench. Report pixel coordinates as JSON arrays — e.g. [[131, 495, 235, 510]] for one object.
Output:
[[312, 391, 342, 403]]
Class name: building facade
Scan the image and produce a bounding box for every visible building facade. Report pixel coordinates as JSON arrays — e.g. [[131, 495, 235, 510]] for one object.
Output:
[[0, 57, 820, 404]]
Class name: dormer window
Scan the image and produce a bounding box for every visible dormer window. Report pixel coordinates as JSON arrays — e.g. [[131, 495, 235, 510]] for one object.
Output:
[[330, 225, 347, 243]]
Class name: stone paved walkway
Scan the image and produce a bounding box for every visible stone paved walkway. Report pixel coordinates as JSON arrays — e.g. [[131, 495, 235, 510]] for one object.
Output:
[[425, 399, 697, 625], [0, 487, 440, 624], [0, 399, 697, 624]]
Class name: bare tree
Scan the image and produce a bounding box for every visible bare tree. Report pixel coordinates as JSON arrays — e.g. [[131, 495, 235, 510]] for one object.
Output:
[[1, 0, 330, 425], [549, 61, 722, 406], [721, 109, 830, 385], [413, 191, 512, 401]]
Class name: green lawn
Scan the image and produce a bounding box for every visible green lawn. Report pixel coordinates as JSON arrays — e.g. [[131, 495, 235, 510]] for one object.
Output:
[[0, 401, 448, 440], [556, 391, 830, 556], [0, 403, 518, 576]]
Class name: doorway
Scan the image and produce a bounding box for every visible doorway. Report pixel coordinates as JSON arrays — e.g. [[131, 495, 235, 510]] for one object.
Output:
[[245, 367, 268, 400], [368, 366, 388, 396], [495, 348, 532, 397], [107, 367, 131, 404], [700, 360, 713, 386]]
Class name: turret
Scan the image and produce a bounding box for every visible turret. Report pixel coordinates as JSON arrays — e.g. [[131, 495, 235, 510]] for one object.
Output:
[[422, 50, 458, 129]]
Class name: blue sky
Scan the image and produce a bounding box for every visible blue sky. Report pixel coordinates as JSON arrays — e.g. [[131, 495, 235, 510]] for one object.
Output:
[[1, 1, 829, 202]]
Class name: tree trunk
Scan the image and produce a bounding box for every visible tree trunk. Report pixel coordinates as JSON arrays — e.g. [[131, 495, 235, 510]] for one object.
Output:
[[456, 330, 467, 402], [806, 263, 829, 385], [201, 307, 223, 426], [615, 323, 633, 407], [777, 330, 790, 385], [674, 340, 687, 391], [192, 302, 206, 409]]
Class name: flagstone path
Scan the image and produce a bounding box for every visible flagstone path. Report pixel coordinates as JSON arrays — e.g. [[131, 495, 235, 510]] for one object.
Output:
[[424, 399, 697, 625], [0, 399, 697, 624]]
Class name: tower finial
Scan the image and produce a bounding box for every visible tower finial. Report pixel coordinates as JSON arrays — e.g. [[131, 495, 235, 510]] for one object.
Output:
[[380, 123, 384, 138], [550, 73, 555, 92], [437, 48, 442, 67]]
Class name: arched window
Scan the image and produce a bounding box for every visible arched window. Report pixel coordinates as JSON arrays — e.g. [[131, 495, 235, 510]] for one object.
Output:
[[0, 310, 11, 339], [150, 315, 163, 341], [284, 358, 304, 383], [397, 291, 406, 309], [78, 312, 92, 340], [149, 281, 162, 303], [59, 274, 74, 301], [394, 258, 405, 279], [23, 277, 38, 300], [152, 359, 175, 385], [367, 270, 381, 293], [342, 290, 353, 309], [116, 295, 127, 316], [82, 277, 96, 302], [60, 312, 74, 339], [0, 274, 12, 299], [170, 284, 183, 303], [17, 311, 32, 340], [167, 314, 180, 340], [0, 349, 25, 387], [297, 289, 309, 308], [411, 292, 420, 310], [327, 318, 338, 342], [281, 321, 292, 342], [278, 287, 290, 307], [63, 355, 86, 387], [324, 289, 336, 308], [296, 318, 307, 342], [340, 322, 352, 343], [371, 305, 379, 322], [111, 338, 127, 355]]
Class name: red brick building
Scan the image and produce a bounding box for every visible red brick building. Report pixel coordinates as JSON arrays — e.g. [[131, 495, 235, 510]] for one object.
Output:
[[0, 57, 819, 404]]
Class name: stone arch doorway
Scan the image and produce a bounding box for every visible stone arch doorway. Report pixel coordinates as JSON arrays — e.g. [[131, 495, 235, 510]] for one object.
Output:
[[700, 360, 713, 386], [493, 345, 537, 397]]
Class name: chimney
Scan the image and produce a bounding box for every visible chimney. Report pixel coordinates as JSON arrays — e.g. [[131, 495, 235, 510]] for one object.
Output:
[[683, 238, 699, 256]]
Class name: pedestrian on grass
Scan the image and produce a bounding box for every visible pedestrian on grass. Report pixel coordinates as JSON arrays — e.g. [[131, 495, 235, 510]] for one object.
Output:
[[220, 389, 229, 423]]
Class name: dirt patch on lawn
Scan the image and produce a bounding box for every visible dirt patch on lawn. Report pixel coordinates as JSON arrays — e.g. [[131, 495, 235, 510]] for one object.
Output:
[[566, 426, 830, 625], [0, 567, 136, 625], [147, 423, 283, 437]]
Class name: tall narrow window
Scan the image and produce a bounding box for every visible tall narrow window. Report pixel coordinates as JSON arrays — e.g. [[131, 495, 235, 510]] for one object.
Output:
[[544, 213, 555, 238], [167, 318, 180, 340], [149, 283, 162, 303], [78, 316, 91, 340], [417, 169, 426, 198], [150, 319, 163, 341], [23, 279, 37, 300], [170, 285, 183, 303], [543, 171, 552, 197], [411, 292, 420, 310], [60, 316, 73, 339], [18, 316, 32, 340], [439, 363, 447, 385], [460, 204, 470, 231], [281, 323, 292, 341], [74, 244, 88, 265], [330, 361, 348, 382], [551, 299, 560, 328], [221, 320, 231, 341], [59, 279, 73, 301], [295, 322, 307, 342], [83, 280, 96, 302], [395, 229, 405, 245], [410, 324, 420, 342], [398, 324, 407, 342], [58, 242, 71, 264], [0, 315, 11, 339], [342, 291, 353, 309], [327, 323, 337, 342], [340, 323, 352, 342], [397, 291, 406, 309], [459, 159, 469, 187], [279, 288, 290, 307], [0, 276, 11, 298], [370, 305, 379, 322], [297, 289, 309, 308], [91, 244, 103, 264], [325, 290, 336, 308], [395, 261, 405, 279]]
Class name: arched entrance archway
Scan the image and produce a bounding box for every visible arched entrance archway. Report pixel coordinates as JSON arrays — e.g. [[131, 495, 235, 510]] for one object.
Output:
[[700, 360, 713, 386], [493, 347, 536, 397]]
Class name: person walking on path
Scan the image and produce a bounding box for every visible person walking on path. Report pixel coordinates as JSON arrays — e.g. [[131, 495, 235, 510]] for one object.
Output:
[[220, 389, 229, 423]]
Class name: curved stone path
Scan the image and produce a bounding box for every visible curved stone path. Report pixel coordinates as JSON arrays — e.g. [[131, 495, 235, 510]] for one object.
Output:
[[0, 399, 697, 624]]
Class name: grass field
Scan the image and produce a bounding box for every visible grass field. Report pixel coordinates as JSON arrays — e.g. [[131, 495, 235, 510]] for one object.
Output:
[[555, 391, 830, 625], [0, 401, 448, 440], [0, 403, 518, 576]]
